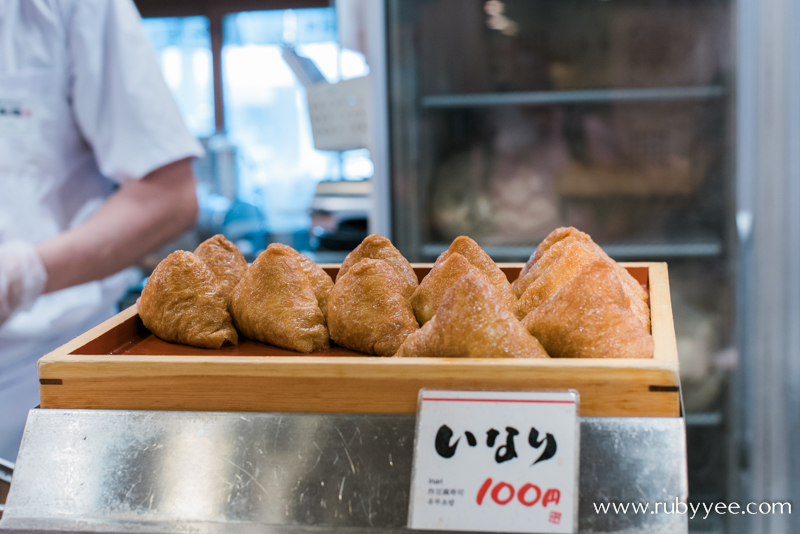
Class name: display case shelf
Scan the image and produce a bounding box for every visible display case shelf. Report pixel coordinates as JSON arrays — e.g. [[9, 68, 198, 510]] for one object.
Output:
[[421, 86, 727, 108], [684, 412, 724, 427], [422, 239, 724, 262]]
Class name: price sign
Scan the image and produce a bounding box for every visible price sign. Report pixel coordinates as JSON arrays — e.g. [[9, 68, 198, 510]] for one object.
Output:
[[407, 390, 580, 534]]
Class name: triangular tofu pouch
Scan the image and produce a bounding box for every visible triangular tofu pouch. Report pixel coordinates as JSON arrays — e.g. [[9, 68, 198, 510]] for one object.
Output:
[[516, 226, 591, 287], [230, 244, 329, 353], [140, 250, 238, 349], [411, 252, 489, 325], [338, 234, 418, 299], [515, 227, 650, 332], [194, 234, 248, 305], [513, 241, 597, 320], [268, 243, 334, 321], [522, 258, 654, 359], [328, 258, 419, 356], [396, 272, 549, 359], [432, 236, 517, 310]]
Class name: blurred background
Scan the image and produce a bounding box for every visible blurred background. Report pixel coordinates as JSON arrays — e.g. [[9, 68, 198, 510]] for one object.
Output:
[[123, 1, 798, 533]]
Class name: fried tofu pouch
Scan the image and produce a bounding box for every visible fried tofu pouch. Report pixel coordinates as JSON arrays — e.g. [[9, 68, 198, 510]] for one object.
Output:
[[522, 259, 654, 359], [515, 234, 595, 295], [337, 234, 418, 299], [328, 258, 419, 356], [139, 251, 238, 349], [410, 252, 489, 325], [230, 244, 329, 353], [512, 242, 597, 320], [268, 243, 334, 321], [514, 227, 650, 331], [517, 227, 590, 283], [433, 236, 517, 310], [396, 273, 549, 359], [194, 234, 248, 304]]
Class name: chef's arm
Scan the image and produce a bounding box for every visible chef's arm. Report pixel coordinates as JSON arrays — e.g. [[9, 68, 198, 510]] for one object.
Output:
[[36, 158, 199, 294]]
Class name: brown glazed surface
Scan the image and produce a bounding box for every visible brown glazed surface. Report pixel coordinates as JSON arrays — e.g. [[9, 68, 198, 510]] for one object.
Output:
[[139, 251, 238, 349], [514, 227, 650, 332], [267, 243, 334, 322], [432, 236, 517, 310], [522, 258, 654, 359], [328, 258, 419, 356], [396, 273, 548, 359], [513, 242, 597, 320], [410, 252, 490, 325], [518, 226, 588, 282], [337, 234, 418, 299], [193, 234, 248, 305], [230, 244, 329, 353], [514, 232, 597, 296]]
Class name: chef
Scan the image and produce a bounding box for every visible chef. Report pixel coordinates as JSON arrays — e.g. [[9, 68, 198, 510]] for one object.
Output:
[[0, 0, 204, 460]]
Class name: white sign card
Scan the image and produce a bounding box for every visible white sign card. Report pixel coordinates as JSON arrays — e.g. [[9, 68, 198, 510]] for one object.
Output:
[[407, 390, 580, 534]]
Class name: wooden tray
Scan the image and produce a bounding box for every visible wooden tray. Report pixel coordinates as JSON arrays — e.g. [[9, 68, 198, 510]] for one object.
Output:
[[38, 263, 680, 417]]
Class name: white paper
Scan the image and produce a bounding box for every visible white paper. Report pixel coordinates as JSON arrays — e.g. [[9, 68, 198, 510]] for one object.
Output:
[[408, 389, 580, 534]]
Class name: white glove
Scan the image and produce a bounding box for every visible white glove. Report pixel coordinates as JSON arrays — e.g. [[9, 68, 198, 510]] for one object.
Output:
[[0, 241, 48, 327]]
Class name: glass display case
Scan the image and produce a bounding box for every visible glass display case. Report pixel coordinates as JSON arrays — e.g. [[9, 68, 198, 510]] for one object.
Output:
[[386, 1, 735, 532]]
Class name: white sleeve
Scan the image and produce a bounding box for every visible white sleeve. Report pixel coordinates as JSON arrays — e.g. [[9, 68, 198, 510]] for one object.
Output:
[[67, 0, 204, 183]]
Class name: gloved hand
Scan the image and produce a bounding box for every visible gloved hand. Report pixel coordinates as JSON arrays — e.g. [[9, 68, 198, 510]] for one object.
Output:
[[0, 241, 48, 328]]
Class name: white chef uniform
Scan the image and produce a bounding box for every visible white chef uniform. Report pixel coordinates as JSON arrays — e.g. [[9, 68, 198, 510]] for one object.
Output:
[[0, 0, 204, 461]]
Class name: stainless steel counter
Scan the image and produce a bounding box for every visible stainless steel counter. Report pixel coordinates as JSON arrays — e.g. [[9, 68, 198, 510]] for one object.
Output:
[[0, 410, 687, 534]]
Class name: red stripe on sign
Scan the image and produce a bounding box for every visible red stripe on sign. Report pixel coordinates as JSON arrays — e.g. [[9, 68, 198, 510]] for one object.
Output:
[[422, 398, 575, 404]]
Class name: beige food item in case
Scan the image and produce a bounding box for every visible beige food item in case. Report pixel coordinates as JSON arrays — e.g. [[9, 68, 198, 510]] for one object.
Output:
[[230, 244, 329, 353], [522, 258, 653, 359], [433, 236, 517, 310], [410, 252, 489, 325], [515, 227, 650, 332], [513, 241, 597, 320], [328, 258, 419, 356], [337, 234, 418, 299], [514, 228, 596, 295], [193, 234, 248, 305], [139, 251, 238, 349], [396, 273, 548, 359], [268, 243, 334, 321]]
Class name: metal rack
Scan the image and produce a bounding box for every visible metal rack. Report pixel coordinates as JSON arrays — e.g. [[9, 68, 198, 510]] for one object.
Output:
[[421, 86, 727, 109], [0, 409, 687, 534], [422, 239, 724, 262]]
